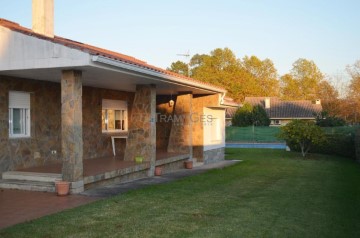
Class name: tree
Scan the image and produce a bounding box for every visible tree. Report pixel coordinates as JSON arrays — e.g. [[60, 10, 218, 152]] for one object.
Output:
[[232, 103, 270, 127], [167, 48, 281, 102], [278, 120, 326, 157], [242, 56, 279, 97], [346, 60, 360, 123], [280, 74, 302, 100], [232, 103, 253, 127], [280, 58, 324, 100], [315, 111, 346, 127], [167, 60, 189, 77], [317, 79, 340, 116], [252, 105, 270, 126]]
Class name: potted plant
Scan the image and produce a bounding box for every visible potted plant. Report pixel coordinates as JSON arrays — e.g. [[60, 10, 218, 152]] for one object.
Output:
[[154, 166, 162, 176], [184, 160, 193, 169], [135, 156, 144, 163], [55, 180, 70, 196]]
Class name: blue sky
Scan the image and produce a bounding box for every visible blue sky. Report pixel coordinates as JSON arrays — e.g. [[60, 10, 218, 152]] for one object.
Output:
[[1, 0, 359, 81]]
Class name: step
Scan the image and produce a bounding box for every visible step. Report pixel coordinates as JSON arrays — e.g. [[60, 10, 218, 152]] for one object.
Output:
[[0, 179, 55, 192], [2, 171, 62, 183]]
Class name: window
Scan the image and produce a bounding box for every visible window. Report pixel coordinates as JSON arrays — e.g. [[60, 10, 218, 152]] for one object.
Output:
[[102, 99, 128, 132], [9, 91, 31, 138]]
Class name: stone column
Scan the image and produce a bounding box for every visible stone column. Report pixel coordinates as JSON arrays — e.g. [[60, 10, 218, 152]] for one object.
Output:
[[167, 93, 193, 159], [124, 85, 156, 176], [61, 70, 84, 193]]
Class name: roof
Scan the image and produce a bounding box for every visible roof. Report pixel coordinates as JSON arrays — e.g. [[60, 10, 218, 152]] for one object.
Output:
[[244, 97, 322, 119], [0, 18, 226, 93], [225, 107, 238, 119]]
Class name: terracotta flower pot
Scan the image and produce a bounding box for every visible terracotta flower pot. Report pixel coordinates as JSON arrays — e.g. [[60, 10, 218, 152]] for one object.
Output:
[[184, 161, 193, 169], [55, 181, 70, 196], [154, 167, 162, 176]]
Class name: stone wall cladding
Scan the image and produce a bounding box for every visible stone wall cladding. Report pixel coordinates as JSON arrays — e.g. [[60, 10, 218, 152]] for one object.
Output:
[[157, 159, 188, 174], [82, 87, 134, 159], [192, 94, 220, 161], [203, 147, 225, 165], [0, 76, 61, 174], [167, 94, 192, 155], [61, 70, 84, 182], [124, 85, 156, 168], [0, 75, 135, 174]]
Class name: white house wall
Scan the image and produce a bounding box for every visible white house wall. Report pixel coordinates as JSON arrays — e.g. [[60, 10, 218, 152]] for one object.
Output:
[[203, 107, 225, 151], [0, 26, 90, 71]]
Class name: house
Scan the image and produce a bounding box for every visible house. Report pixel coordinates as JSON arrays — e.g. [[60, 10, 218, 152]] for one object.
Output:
[[244, 97, 322, 126], [0, 0, 228, 193]]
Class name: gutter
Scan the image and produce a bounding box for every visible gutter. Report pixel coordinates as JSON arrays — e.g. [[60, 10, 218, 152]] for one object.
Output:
[[91, 55, 226, 94]]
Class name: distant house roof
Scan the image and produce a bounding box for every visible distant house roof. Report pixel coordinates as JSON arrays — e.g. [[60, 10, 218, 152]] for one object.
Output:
[[0, 18, 226, 93], [244, 97, 322, 119], [222, 97, 240, 119], [225, 107, 238, 119]]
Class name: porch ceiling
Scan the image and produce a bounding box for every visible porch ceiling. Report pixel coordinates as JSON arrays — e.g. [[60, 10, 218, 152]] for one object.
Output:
[[1, 66, 216, 95]]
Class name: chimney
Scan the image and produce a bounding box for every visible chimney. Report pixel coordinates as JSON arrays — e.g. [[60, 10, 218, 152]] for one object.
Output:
[[265, 98, 271, 109], [32, 0, 54, 37], [315, 99, 321, 105]]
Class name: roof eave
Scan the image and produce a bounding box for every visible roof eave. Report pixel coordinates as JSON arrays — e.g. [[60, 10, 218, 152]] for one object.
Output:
[[91, 55, 227, 94]]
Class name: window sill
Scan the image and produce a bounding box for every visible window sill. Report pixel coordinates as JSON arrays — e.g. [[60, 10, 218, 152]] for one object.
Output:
[[102, 130, 128, 134], [9, 136, 31, 139]]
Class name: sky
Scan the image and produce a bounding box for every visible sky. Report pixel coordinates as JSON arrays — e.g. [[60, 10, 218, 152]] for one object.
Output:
[[1, 0, 359, 83]]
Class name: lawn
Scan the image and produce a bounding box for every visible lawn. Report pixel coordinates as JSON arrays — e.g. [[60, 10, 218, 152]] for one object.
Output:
[[1, 149, 360, 238]]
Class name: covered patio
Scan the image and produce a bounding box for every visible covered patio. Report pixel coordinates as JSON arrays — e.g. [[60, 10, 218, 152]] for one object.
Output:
[[0, 15, 227, 194]]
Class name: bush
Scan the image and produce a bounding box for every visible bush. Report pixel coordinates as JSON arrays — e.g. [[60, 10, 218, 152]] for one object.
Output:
[[252, 105, 271, 126], [232, 103, 254, 127], [278, 120, 326, 157], [310, 134, 356, 159], [232, 103, 270, 127], [316, 111, 346, 127]]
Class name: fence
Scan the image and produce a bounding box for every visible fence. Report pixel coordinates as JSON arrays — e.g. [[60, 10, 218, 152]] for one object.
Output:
[[226, 126, 283, 143], [226, 126, 360, 143]]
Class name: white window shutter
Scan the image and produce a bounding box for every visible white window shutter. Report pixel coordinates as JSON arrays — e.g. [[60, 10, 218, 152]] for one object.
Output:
[[9, 91, 30, 109]]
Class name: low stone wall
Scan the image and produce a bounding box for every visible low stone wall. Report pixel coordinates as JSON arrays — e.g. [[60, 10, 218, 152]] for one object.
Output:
[[157, 159, 188, 174], [203, 147, 225, 165]]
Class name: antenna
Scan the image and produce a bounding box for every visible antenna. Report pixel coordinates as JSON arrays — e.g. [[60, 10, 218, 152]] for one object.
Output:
[[177, 50, 190, 58], [176, 50, 191, 76]]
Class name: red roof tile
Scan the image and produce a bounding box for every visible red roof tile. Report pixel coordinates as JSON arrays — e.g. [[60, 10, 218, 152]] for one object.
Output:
[[0, 18, 226, 92]]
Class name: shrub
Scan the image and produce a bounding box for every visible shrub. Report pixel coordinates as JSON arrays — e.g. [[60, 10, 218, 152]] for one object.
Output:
[[278, 120, 326, 157], [310, 133, 356, 159], [232, 103, 253, 127], [252, 105, 271, 126], [232, 103, 270, 127], [316, 111, 346, 127]]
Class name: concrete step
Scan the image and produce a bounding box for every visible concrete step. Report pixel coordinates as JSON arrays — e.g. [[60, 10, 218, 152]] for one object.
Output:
[[0, 179, 55, 192], [2, 171, 62, 183]]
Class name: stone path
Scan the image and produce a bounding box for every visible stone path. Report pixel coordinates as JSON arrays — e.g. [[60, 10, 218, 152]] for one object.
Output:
[[0, 160, 239, 229]]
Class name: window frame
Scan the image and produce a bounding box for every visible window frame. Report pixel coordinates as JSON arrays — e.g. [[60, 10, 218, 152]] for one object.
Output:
[[102, 99, 128, 133], [8, 91, 31, 138]]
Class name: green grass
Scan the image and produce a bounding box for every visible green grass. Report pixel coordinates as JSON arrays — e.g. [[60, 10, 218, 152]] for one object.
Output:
[[1, 149, 360, 238]]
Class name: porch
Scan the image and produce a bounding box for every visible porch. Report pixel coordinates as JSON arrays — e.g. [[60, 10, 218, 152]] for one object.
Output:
[[0, 151, 190, 192]]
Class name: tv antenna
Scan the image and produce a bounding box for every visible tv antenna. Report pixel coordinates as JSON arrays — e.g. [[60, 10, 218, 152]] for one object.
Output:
[[176, 50, 191, 76], [177, 50, 190, 59]]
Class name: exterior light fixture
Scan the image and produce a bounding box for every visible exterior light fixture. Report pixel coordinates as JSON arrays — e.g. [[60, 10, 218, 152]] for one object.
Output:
[[169, 93, 174, 107]]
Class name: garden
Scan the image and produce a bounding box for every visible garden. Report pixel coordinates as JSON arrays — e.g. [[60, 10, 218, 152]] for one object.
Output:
[[1, 148, 360, 238]]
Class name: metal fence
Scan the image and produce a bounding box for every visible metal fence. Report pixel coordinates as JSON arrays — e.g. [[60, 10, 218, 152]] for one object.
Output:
[[225, 126, 360, 143]]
